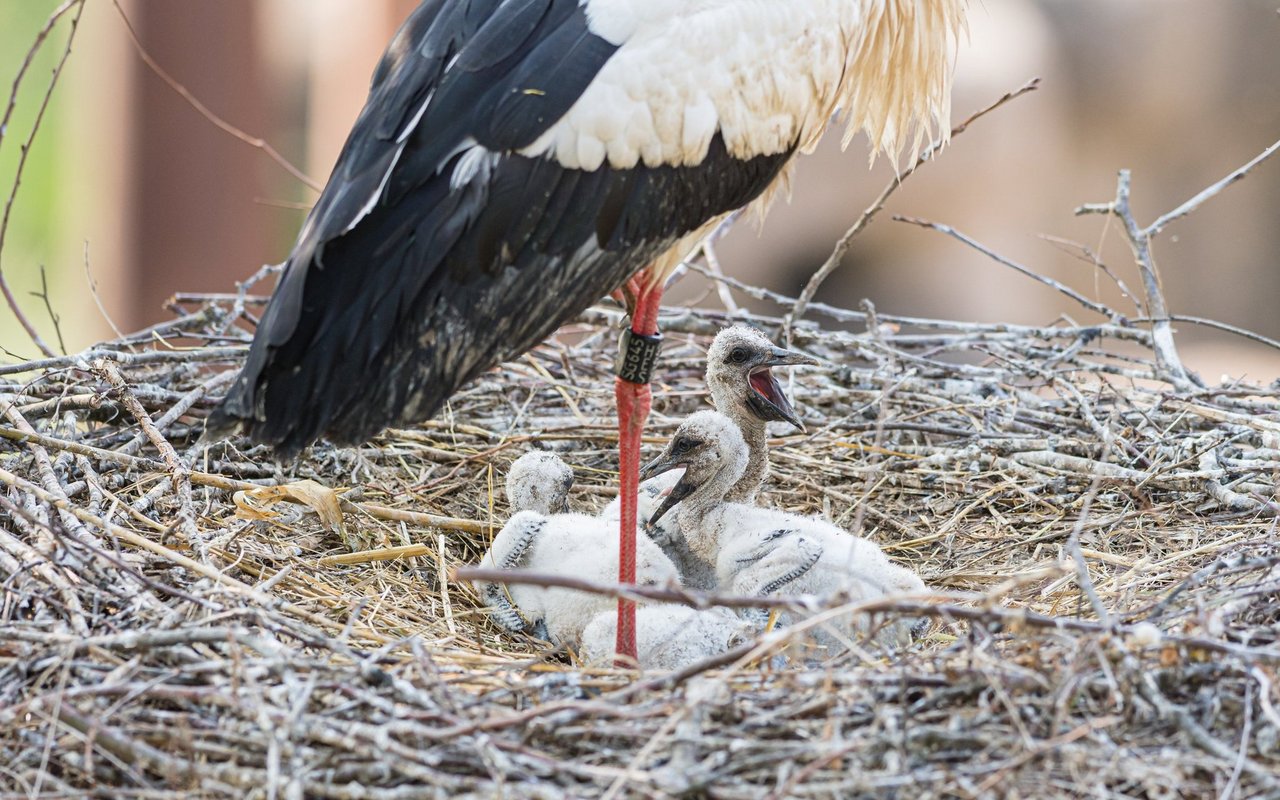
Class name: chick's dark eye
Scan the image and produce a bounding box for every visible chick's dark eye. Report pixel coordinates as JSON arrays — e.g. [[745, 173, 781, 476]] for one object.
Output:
[[673, 436, 698, 454], [729, 347, 750, 364]]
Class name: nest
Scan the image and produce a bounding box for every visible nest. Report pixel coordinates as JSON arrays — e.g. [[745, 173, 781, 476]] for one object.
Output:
[[2, 272, 1279, 798]]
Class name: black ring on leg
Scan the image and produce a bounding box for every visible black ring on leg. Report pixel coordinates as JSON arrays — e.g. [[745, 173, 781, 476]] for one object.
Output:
[[615, 329, 662, 385]]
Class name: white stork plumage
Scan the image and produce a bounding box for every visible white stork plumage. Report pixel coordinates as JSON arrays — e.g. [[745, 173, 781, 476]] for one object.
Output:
[[210, 0, 965, 661]]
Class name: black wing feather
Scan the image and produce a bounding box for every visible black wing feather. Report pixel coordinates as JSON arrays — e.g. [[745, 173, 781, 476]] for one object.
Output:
[[479, 20, 616, 145], [212, 0, 795, 456]]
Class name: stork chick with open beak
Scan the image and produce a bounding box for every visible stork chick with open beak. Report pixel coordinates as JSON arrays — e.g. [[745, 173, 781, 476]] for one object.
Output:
[[706, 326, 818, 504]]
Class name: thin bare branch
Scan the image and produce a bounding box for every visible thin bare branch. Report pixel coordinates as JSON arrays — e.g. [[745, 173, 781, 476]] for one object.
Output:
[[1142, 313, 1280, 354], [783, 78, 1041, 345], [1148, 136, 1280, 238], [1074, 170, 1196, 389], [110, 0, 322, 193], [894, 215, 1129, 325]]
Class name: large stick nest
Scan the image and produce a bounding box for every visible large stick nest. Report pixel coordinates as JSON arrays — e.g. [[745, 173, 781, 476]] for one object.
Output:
[[2, 272, 1279, 797]]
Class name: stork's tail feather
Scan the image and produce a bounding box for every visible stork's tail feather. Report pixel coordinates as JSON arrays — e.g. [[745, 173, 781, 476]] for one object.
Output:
[[203, 246, 643, 460], [204, 337, 452, 460], [201, 386, 249, 445], [203, 368, 283, 453]]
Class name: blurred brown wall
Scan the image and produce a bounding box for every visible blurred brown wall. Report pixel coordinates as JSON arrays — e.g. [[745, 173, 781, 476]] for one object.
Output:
[[126, 2, 273, 328], [119, 0, 418, 331]]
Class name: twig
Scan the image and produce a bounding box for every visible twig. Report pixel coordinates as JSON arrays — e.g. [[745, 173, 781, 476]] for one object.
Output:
[[456, 566, 810, 611], [117, 370, 235, 457], [0, 345, 244, 377], [1136, 314, 1280, 354], [83, 240, 126, 341], [1039, 233, 1142, 314], [436, 532, 457, 636], [783, 78, 1041, 345], [454, 568, 1280, 663], [1218, 677, 1253, 800], [1075, 171, 1198, 389], [894, 216, 1128, 326], [109, 0, 321, 193], [343, 502, 492, 536], [1064, 423, 1116, 626], [1138, 674, 1280, 792], [229, 262, 284, 330], [31, 266, 66, 355], [849, 314, 909, 539], [698, 212, 742, 314], [1148, 136, 1280, 238], [1250, 668, 1280, 733], [1197, 446, 1279, 516], [94, 359, 201, 557]]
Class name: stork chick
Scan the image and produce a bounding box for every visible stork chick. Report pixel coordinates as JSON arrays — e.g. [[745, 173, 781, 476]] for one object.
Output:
[[493, 451, 757, 662], [579, 604, 750, 671], [474, 510, 679, 647], [506, 451, 574, 515], [642, 412, 926, 651], [706, 326, 819, 503]]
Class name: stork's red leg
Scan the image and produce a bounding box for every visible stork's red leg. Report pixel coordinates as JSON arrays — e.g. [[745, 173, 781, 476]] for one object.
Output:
[[610, 276, 644, 317], [613, 271, 663, 664]]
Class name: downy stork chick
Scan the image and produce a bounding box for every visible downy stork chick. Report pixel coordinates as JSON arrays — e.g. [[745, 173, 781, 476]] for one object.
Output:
[[473, 510, 679, 647], [642, 411, 925, 647], [506, 451, 574, 515], [601, 326, 817, 587], [579, 604, 750, 670], [603, 326, 817, 512], [706, 326, 819, 504]]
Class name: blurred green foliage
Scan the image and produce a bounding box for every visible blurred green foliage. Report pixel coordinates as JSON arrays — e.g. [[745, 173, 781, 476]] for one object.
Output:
[[0, 1, 76, 357]]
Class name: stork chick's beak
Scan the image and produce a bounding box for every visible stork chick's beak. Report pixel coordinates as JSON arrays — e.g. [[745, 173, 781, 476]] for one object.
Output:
[[746, 347, 820, 433], [639, 452, 694, 529], [765, 346, 820, 369], [638, 452, 677, 483]]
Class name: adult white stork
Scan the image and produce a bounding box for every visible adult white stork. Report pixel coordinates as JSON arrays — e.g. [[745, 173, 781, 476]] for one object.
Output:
[[210, 0, 966, 661]]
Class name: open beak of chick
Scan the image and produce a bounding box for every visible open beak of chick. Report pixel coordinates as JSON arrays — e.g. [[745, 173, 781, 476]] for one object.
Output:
[[745, 346, 820, 433], [639, 450, 695, 530]]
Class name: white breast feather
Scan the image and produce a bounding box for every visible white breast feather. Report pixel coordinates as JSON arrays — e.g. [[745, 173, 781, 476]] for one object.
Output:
[[523, 0, 965, 171]]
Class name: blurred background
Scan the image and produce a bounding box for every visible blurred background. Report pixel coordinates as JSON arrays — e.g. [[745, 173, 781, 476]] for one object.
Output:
[[1, 0, 1279, 380]]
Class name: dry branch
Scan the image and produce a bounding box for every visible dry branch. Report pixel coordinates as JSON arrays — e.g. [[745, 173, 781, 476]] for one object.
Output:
[[109, 0, 320, 193], [782, 77, 1041, 345]]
